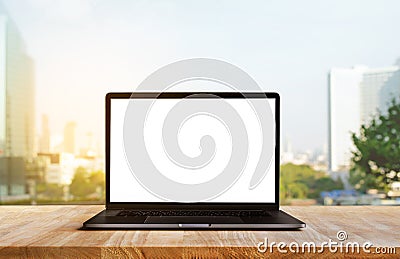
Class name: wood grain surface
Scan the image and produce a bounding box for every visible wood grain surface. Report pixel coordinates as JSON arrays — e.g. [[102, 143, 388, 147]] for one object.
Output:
[[0, 205, 398, 258]]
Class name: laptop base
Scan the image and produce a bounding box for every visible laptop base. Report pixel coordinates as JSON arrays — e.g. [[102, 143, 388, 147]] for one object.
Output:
[[83, 209, 305, 229]]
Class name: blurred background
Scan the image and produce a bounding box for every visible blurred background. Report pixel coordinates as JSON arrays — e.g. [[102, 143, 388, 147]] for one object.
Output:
[[0, 0, 399, 205]]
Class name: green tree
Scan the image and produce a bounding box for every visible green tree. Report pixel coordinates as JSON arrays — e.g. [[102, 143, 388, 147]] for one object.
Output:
[[89, 170, 105, 198], [311, 176, 343, 198], [69, 167, 93, 198], [36, 183, 64, 199], [350, 99, 400, 192], [280, 163, 343, 203], [69, 167, 105, 200]]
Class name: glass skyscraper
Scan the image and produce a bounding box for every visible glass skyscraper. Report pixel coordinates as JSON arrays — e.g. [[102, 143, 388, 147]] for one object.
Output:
[[360, 67, 400, 124], [328, 66, 367, 172], [0, 4, 35, 200]]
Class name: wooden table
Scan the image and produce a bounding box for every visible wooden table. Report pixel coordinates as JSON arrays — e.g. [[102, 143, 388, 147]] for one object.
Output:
[[0, 206, 398, 258]]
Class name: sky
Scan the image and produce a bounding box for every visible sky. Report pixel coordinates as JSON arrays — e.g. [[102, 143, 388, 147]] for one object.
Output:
[[2, 0, 400, 154]]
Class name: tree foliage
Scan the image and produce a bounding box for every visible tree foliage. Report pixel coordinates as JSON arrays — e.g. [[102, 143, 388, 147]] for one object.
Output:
[[350, 99, 400, 192], [36, 183, 64, 199], [69, 167, 105, 199], [280, 163, 343, 203]]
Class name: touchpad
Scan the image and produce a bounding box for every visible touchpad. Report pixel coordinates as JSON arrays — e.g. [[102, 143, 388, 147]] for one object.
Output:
[[145, 216, 243, 224]]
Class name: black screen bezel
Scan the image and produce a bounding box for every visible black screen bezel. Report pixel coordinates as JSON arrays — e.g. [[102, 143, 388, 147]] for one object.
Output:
[[106, 92, 280, 210]]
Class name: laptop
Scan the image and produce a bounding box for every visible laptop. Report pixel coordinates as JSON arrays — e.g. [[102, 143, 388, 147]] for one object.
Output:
[[83, 92, 305, 229]]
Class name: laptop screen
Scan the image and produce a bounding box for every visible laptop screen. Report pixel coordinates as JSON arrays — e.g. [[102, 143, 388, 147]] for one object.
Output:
[[109, 94, 276, 203]]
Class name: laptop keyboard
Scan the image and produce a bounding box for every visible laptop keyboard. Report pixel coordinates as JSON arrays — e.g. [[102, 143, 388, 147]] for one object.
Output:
[[117, 210, 271, 217]]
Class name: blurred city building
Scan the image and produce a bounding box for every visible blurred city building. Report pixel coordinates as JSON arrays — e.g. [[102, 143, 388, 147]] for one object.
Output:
[[39, 114, 50, 153], [281, 137, 294, 164], [38, 153, 75, 185], [328, 61, 400, 174], [281, 137, 328, 171], [63, 121, 76, 154], [0, 4, 35, 201], [328, 66, 367, 172], [37, 152, 104, 185]]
